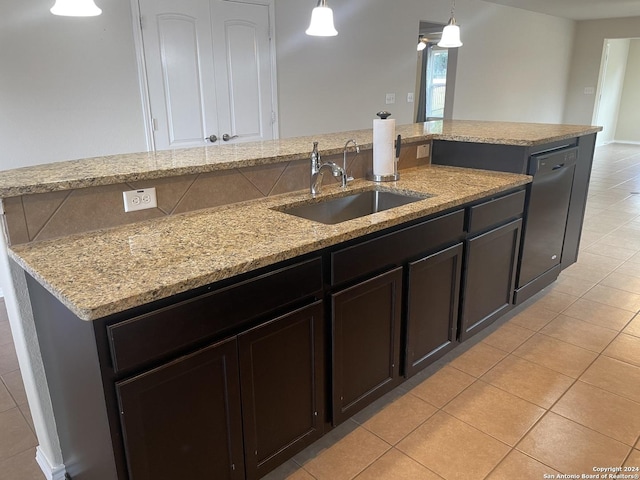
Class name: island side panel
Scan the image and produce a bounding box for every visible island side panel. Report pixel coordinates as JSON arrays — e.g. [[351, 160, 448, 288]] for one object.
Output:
[[431, 141, 530, 174], [561, 133, 597, 269], [25, 270, 119, 480]]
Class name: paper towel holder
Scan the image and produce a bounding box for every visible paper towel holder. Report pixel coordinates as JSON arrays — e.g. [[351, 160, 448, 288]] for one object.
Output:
[[367, 111, 400, 181]]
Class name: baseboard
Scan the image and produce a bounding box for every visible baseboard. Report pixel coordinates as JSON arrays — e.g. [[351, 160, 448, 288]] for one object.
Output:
[[612, 140, 640, 145], [36, 446, 66, 480]]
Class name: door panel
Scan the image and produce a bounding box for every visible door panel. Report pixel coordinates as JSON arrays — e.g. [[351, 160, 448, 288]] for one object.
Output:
[[212, 1, 274, 143], [332, 267, 403, 425], [139, 0, 275, 149], [406, 243, 463, 377], [139, 0, 219, 149], [461, 219, 522, 341], [116, 337, 244, 480], [238, 302, 324, 480], [158, 15, 209, 145]]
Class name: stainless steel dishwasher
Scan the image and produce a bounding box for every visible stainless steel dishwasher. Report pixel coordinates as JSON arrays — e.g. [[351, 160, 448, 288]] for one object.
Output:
[[515, 145, 578, 303]]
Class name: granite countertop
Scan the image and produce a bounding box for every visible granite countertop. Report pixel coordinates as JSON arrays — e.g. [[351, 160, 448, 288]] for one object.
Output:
[[9, 165, 531, 321], [0, 120, 598, 198]]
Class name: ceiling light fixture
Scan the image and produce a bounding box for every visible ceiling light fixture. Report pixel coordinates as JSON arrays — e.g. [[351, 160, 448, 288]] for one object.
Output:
[[417, 36, 429, 51], [50, 0, 102, 17], [306, 0, 338, 37], [438, 0, 463, 48]]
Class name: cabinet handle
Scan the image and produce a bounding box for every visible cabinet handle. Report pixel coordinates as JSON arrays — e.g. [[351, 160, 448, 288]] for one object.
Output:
[[222, 133, 238, 142], [205, 135, 218, 143]]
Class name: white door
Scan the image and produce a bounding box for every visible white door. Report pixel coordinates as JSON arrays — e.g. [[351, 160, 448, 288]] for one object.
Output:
[[212, 1, 275, 145], [138, 0, 276, 150]]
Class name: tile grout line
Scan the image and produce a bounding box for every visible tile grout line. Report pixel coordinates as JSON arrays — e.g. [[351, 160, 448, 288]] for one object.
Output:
[[507, 317, 638, 473]]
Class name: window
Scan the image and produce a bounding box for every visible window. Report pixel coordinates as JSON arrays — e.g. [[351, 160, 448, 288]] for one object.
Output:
[[425, 47, 448, 120]]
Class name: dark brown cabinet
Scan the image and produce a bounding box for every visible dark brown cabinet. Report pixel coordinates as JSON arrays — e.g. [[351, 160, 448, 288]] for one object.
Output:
[[238, 302, 324, 479], [116, 337, 245, 480], [405, 243, 463, 377], [460, 218, 522, 341], [116, 301, 324, 480], [331, 267, 403, 425]]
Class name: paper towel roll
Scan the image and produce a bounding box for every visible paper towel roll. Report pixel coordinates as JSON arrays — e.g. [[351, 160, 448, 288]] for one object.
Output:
[[373, 118, 396, 176]]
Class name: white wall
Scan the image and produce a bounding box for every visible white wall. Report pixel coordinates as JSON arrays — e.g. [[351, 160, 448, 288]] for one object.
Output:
[[274, 0, 576, 138], [452, 4, 574, 123], [564, 16, 640, 126], [594, 39, 630, 145], [0, 0, 148, 171], [616, 39, 640, 143]]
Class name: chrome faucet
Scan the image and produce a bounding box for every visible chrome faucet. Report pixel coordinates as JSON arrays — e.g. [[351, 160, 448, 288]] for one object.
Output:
[[343, 139, 360, 184], [310, 141, 347, 195]]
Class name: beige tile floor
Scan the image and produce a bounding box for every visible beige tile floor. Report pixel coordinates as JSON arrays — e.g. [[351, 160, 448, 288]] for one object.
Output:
[[1, 143, 640, 479]]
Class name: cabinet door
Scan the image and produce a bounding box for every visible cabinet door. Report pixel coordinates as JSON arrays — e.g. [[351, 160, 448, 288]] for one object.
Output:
[[238, 302, 325, 480], [460, 219, 522, 341], [332, 267, 403, 425], [116, 337, 244, 480], [406, 243, 463, 377]]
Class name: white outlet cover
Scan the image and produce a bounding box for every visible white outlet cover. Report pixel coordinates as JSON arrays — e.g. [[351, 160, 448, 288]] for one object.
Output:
[[385, 93, 396, 104], [123, 187, 158, 212], [407, 93, 415, 103], [417, 144, 430, 159]]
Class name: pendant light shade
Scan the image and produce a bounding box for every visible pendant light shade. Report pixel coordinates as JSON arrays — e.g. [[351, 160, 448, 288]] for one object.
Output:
[[438, 19, 463, 48], [50, 0, 102, 17], [437, 0, 462, 48], [306, 0, 338, 37]]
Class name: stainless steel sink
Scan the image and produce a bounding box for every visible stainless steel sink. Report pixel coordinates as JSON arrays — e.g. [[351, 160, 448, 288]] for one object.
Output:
[[274, 188, 432, 225]]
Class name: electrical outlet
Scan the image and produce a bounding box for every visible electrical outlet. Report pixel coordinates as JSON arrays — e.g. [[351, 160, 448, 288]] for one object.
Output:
[[417, 144, 430, 159], [123, 187, 157, 212], [584, 87, 595, 95], [385, 93, 396, 104], [407, 92, 415, 103]]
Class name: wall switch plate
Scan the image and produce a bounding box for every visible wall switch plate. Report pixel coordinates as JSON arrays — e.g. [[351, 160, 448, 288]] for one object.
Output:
[[407, 93, 414, 103], [417, 144, 430, 159], [385, 93, 396, 104], [123, 187, 157, 212]]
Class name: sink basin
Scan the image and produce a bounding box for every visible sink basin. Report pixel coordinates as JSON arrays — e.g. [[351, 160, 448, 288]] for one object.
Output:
[[274, 188, 432, 225]]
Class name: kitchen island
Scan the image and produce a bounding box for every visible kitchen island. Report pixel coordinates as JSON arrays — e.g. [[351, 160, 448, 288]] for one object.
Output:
[[0, 120, 600, 480]]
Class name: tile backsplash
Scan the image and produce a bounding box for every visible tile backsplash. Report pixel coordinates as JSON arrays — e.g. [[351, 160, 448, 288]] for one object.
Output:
[[2, 145, 428, 246]]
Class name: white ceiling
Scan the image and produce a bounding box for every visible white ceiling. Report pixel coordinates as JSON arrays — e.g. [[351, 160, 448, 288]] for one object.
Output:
[[481, 0, 640, 20]]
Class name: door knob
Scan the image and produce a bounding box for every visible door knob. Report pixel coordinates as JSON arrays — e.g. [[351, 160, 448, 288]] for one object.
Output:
[[222, 133, 238, 142], [205, 135, 218, 143]]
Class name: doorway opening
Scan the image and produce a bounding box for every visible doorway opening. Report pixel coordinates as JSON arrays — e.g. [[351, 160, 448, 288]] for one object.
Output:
[[592, 37, 640, 146], [415, 21, 458, 123]]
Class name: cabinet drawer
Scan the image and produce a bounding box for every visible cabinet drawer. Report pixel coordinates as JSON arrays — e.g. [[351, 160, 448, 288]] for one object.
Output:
[[331, 210, 465, 286], [108, 257, 323, 374], [468, 190, 525, 235]]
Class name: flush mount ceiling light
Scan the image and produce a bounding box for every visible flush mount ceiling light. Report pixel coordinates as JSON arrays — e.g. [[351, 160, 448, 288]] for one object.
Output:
[[50, 0, 102, 17], [306, 0, 338, 37], [438, 0, 463, 48]]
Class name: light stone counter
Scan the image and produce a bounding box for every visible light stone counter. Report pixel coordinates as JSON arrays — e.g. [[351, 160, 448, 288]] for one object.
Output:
[[9, 165, 531, 321], [0, 120, 597, 198]]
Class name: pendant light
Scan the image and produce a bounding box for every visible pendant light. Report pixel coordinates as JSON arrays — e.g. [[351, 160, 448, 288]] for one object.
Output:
[[306, 0, 338, 37], [438, 0, 463, 48], [50, 0, 102, 17], [417, 36, 428, 51]]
